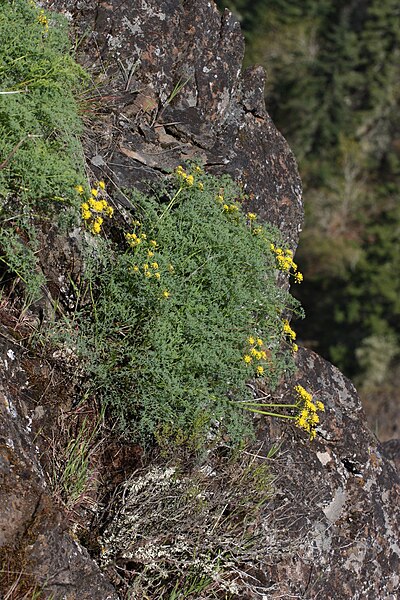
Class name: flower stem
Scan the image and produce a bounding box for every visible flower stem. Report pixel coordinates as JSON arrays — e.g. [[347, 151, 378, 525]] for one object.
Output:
[[159, 186, 183, 220], [239, 405, 296, 419]]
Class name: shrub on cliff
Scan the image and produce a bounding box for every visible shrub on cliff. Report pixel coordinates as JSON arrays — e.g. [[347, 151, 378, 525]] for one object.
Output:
[[59, 165, 303, 448]]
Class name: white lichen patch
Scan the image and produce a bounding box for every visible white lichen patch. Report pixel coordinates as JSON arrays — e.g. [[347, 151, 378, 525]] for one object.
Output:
[[322, 487, 346, 523], [317, 450, 332, 466], [6, 349, 16, 361], [99, 454, 281, 597], [4, 393, 18, 418], [122, 16, 142, 36]]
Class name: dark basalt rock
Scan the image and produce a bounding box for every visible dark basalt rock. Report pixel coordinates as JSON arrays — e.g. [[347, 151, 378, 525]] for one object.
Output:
[[48, 0, 303, 248], [0, 0, 398, 598], [0, 327, 118, 599], [255, 347, 400, 599]]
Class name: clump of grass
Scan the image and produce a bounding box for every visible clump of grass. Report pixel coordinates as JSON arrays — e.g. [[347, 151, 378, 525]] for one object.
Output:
[[51, 407, 105, 509], [57, 165, 302, 448]]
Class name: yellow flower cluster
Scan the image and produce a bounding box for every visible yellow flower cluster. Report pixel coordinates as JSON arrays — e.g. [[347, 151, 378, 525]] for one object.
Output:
[[175, 165, 203, 190], [126, 224, 171, 299], [247, 212, 257, 221], [78, 181, 113, 235], [133, 261, 162, 280], [243, 335, 269, 376], [282, 319, 298, 352], [215, 190, 240, 216], [126, 231, 148, 248], [215, 187, 240, 219], [270, 244, 303, 283], [37, 9, 49, 33], [294, 385, 325, 441], [223, 203, 239, 214]]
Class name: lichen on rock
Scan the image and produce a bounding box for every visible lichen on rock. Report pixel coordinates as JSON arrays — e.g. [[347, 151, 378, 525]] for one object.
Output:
[[0, 1, 398, 599]]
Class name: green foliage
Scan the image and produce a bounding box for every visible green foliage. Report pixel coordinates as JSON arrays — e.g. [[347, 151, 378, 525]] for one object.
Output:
[[0, 227, 45, 304], [0, 0, 86, 209], [0, 0, 87, 303], [60, 166, 301, 447]]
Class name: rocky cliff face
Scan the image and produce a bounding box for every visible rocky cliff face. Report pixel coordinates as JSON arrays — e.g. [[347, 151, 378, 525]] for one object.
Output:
[[1, 0, 399, 598]]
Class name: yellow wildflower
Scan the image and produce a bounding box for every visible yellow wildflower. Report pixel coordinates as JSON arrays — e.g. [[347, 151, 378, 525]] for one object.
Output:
[[75, 184, 84, 195], [256, 365, 264, 376], [37, 10, 49, 32], [162, 290, 170, 298], [91, 188, 99, 197], [283, 319, 296, 341], [147, 250, 155, 258], [98, 181, 106, 189], [295, 272, 304, 283], [294, 385, 324, 441], [91, 221, 101, 234], [151, 262, 159, 269], [256, 337, 263, 347], [243, 355, 252, 364], [247, 212, 257, 221]]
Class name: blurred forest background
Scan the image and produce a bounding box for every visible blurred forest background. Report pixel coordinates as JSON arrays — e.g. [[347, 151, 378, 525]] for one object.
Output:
[[217, 0, 400, 439]]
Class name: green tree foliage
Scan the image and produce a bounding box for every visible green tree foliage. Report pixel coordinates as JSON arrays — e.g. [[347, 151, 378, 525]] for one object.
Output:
[[218, 0, 400, 385]]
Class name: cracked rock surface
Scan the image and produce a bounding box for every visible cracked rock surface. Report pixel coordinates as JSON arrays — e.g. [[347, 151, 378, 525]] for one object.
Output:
[[48, 0, 303, 249], [1, 0, 398, 598], [0, 327, 118, 599], [255, 348, 400, 599]]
